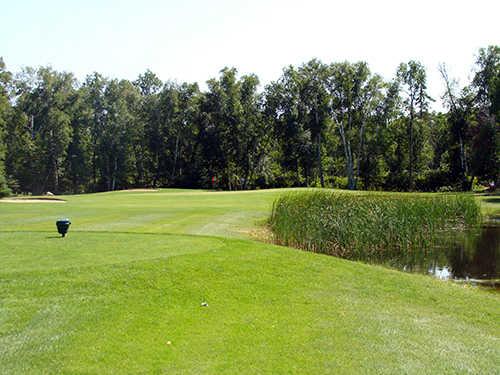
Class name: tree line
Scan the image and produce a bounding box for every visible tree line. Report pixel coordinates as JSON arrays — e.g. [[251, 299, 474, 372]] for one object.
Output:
[[0, 46, 498, 196]]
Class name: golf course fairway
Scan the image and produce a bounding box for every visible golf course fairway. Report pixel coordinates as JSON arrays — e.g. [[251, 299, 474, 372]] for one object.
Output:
[[0, 189, 498, 374]]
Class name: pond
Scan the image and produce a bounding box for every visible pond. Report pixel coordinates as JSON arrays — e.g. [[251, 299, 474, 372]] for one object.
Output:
[[386, 224, 500, 288]]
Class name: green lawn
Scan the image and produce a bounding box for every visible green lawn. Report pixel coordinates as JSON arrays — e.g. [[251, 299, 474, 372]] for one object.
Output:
[[0, 189, 499, 374], [478, 193, 500, 219]]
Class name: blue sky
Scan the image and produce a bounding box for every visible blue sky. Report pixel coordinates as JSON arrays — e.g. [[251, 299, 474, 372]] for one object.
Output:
[[1, 0, 499, 108]]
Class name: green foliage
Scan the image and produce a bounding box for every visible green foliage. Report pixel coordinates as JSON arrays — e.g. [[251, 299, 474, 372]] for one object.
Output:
[[396, 60, 431, 190], [198, 68, 268, 189], [326, 61, 385, 190], [331, 176, 348, 189], [1, 46, 498, 194], [11, 67, 75, 193], [0, 174, 10, 197], [270, 191, 482, 260], [0, 57, 11, 196]]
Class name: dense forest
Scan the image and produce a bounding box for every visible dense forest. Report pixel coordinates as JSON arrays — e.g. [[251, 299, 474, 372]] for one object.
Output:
[[0, 46, 498, 196]]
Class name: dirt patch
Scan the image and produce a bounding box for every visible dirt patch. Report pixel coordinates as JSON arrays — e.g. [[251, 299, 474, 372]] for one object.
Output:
[[0, 198, 66, 203], [244, 225, 275, 243]]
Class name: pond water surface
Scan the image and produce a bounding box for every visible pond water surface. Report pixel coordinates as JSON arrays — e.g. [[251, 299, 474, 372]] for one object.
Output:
[[386, 224, 500, 287]]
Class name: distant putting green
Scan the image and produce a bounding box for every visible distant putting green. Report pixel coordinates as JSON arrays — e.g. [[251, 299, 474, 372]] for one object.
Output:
[[0, 189, 499, 374]]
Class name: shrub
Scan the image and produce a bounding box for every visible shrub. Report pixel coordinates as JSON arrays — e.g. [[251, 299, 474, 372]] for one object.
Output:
[[331, 176, 348, 189], [0, 174, 10, 198]]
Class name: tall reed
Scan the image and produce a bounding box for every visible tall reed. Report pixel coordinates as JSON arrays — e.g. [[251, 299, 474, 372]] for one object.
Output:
[[269, 191, 482, 260]]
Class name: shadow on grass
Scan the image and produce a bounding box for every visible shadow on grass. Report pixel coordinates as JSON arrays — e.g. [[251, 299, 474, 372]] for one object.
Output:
[[483, 197, 500, 204], [0, 230, 224, 241]]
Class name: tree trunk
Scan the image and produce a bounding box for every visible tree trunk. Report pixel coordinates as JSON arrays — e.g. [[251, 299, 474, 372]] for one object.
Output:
[[106, 160, 111, 191], [53, 158, 59, 193], [355, 121, 366, 187], [171, 133, 180, 181], [408, 106, 415, 191], [346, 143, 355, 190], [111, 157, 117, 191], [153, 151, 161, 187], [315, 111, 324, 187], [338, 119, 356, 190], [135, 145, 144, 187], [295, 159, 300, 186], [92, 150, 97, 190], [243, 151, 252, 190], [317, 132, 324, 187]]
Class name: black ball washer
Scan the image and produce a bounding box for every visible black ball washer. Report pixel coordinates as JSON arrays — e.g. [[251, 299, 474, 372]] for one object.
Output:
[[56, 218, 71, 237]]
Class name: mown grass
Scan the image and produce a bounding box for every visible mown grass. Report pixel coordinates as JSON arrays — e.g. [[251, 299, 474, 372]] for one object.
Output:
[[478, 194, 500, 220], [0, 188, 498, 374], [269, 191, 482, 261]]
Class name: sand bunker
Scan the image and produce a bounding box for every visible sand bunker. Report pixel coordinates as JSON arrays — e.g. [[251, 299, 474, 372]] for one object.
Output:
[[0, 198, 66, 203]]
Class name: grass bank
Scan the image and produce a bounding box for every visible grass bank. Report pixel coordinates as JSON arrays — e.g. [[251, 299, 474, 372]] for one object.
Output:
[[269, 191, 482, 260], [0, 189, 498, 374]]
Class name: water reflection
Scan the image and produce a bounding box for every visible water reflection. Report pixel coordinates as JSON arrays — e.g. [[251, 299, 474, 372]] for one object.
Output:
[[386, 225, 499, 284], [430, 266, 451, 280]]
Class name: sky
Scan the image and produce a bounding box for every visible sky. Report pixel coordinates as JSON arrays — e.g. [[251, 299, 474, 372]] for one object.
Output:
[[1, 0, 499, 110]]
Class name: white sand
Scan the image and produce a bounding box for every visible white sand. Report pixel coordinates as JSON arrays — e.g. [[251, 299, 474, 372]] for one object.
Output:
[[0, 198, 66, 203]]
